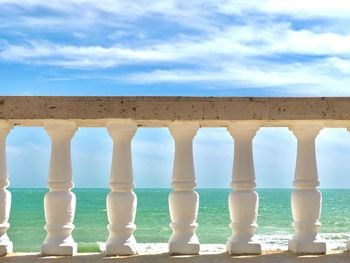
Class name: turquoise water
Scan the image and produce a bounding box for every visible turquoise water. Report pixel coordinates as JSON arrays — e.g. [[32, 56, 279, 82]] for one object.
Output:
[[7, 189, 350, 252]]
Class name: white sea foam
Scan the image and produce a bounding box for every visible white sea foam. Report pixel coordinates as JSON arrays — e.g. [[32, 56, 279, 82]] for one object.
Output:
[[97, 233, 350, 254], [257, 233, 350, 251]]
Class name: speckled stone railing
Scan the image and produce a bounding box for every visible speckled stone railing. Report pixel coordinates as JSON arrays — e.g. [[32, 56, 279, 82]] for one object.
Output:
[[0, 96, 350, 256], [0, 96, 350, 126]]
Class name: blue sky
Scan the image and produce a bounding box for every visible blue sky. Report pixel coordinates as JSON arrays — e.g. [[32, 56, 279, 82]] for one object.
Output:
[[1, 1, 350, 188]]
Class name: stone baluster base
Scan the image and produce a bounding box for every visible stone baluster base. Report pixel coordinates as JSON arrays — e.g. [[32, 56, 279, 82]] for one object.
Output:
[[105, 191, 137, 255], [288, 188, 326, 254], [168, 190, 199, 254], [227, 189, 260, 254]]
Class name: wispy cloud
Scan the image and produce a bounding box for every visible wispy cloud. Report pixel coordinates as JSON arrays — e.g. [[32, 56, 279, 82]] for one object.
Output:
[[219, 0, 350, 19], [2, 25, 350, 65], [1, 1, 350, 95], [122, 59, 350, 95]]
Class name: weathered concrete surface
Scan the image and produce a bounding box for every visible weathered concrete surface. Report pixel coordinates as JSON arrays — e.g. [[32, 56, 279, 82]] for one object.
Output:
[[1, 96, 350, 127], [1, 251, 350, 263]]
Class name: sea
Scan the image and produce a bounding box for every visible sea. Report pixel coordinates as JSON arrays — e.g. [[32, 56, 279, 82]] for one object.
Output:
[[7, 188, 350, 252]]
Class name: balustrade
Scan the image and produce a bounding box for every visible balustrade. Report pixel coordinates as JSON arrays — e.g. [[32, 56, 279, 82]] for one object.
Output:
[[0, 96, 349, 256]]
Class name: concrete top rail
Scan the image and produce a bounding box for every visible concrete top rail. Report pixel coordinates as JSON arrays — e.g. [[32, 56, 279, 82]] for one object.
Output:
[[1, 96, 350, 127]]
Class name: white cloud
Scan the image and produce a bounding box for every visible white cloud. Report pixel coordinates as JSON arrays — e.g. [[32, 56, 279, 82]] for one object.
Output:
[[218, 0, 350, 19], [0, 0, 220, 33], [7, 141, 49, 156], [133, 140, 174, 158], [3, 28, 350, 94], [2, 24, 350, 66], [1, 1, 350, 95], [195, 128, 232, 144], [2, 0, 350, 24], [122, 60, 350, 95], [327, 57, 350, 74], [1, 0, 350, 35]]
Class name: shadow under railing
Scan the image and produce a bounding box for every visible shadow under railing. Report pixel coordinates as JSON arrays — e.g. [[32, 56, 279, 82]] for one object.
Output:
[[1, 251, 350, 263]]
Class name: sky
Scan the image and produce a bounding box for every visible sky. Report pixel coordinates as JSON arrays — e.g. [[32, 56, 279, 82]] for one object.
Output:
[[1, 1, 350, 188]]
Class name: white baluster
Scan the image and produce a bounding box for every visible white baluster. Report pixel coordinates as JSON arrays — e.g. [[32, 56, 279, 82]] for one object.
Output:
[[0, 121, 12, 256], [105, 120, 138, 256], [41, 120, 77, 256], [288, 123, 326, 254], [226, 124, 261, 255], [168, 122, 199, 255]]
